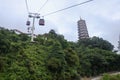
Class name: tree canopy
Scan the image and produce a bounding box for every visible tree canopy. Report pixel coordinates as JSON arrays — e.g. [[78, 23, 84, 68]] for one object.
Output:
[[0, 27, 120, 80]]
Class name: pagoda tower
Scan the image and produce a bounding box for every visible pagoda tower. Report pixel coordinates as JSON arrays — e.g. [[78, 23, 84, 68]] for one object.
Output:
[[77, 18, 89, 40]]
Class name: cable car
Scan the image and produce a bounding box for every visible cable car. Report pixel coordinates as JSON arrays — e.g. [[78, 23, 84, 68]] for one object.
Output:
[[39, 19, 45, 26], [26, 20, 30, 26]]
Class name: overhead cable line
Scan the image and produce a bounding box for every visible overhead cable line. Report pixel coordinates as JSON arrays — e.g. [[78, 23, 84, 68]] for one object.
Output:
[[38, 0, 49, 13], [43, 0, 93, 16], [25, 0, 29, 13]]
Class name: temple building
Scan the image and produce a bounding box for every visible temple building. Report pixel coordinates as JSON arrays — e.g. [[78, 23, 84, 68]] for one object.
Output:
[[77, 18, 89, 40]]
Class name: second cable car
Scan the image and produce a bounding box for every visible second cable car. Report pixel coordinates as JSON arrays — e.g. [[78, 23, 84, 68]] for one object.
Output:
[[26, 20, 30, 26]]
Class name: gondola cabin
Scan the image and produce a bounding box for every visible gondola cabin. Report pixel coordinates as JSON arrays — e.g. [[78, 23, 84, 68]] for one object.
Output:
[[39, 19, 45, 26], [26, 21, 30, 26]]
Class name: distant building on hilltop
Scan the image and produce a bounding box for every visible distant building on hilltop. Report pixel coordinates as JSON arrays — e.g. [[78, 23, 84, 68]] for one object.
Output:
[[77, 18, 89, 40]]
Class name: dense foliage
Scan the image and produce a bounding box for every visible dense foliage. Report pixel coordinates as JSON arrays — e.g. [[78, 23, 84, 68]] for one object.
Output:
[[0, 27, 120, 80]]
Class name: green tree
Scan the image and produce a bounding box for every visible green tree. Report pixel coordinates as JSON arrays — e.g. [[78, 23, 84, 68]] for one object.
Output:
[[78, 36, 114, 51]]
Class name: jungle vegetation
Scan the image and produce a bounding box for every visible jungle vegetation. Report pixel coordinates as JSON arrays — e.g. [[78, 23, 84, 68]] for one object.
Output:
[[0, 27, 120, 80]]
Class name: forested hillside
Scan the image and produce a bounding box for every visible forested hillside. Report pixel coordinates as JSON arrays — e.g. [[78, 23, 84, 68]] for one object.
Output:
[[0, 27, 120, 80]]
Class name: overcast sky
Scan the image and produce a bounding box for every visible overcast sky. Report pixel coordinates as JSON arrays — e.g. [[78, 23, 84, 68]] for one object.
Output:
[[0, 0, 120, 50]]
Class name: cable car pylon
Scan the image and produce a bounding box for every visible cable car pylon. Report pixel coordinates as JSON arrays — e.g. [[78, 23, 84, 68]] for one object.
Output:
[[26, 13, 45, 42]]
